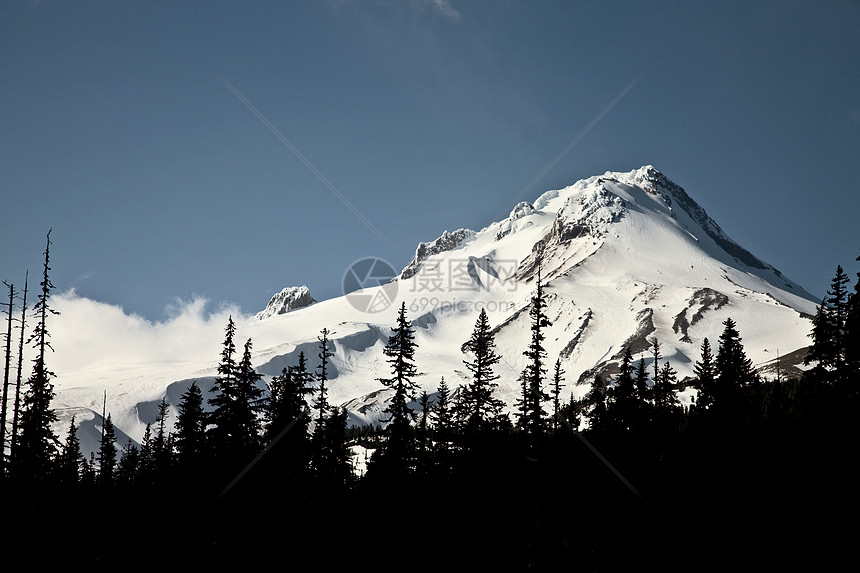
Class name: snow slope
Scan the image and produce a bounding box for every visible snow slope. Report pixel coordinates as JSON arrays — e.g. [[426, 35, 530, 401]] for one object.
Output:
[[44, 166, 818, 456]]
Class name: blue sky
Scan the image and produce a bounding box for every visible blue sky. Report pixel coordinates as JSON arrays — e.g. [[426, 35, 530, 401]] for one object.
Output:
[[2, 0, 859, 321]]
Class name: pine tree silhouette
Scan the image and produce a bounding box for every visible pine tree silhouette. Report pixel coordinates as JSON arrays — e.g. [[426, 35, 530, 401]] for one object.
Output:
[[693, 338, 717, 409], [97, 413, 117, 488], [1, 281, 16, 476], [460, 308, 505, 437], [517, 268, 550, 440], [174, 381, 206, 471], [376, 302, 419, 473], [56, 416, 83, 487], [15, 231, 59, 483]]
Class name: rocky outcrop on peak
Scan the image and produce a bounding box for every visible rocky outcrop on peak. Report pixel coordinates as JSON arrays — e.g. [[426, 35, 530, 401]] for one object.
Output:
[[255, 285, 316, 319], [400, 228, 476, 280]]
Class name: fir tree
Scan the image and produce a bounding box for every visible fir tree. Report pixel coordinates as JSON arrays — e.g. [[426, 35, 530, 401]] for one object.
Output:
[[514, 367, 530, 430], [519, 268, 551, 438], [116, 438, 140, 486], [174, 381, 206, 469], [208, 315, 238, 455], [323, 405, 352, 489], [430, 377, 454, 462], [138, 422, 155, 484], [208, 320, 265, 467], [585, 374, 608, 432], [606, 348, 636, 433], [267, 367, 292, 438], [693, 338, 717, 409], [81, 452, 96, 486], [153, 397, 173, 483], [460, 308, 505, 435], [416, 390, 432, 472], [233, 338, 266, 455], [267, 350, 314, 443], [550, 358, 566, 433], [558, 391, 583, 430], [845, 255, 860, 382], [15, 231, 60, 483], [377, 302, 419, 471], [97, 413, 117, 487], [311, 328, 335, 474], [634, 356, 649, 400], [314, 327, 334, 425], [56, 416, 83, 487], [807, 265, 851, 381], [714, 317, 757, 412], [265, 363, 312, 474], [653, 361, 680, 412]]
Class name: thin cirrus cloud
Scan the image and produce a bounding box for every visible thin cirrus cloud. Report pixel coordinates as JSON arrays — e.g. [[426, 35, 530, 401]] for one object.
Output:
[[426, 0, 461, 21]]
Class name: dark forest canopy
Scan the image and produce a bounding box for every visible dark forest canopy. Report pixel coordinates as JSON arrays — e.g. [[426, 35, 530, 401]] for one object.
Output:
[[0, 240, 858, 571]]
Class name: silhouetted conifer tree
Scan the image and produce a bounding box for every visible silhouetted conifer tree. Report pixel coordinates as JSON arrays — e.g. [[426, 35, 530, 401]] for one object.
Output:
[[97, 413, 117, 487], [693, 338, 717, 409], [81, 452, 96, 486], [585, 374, 608, 432], [653, 361, 680, 413], [265, 362, 312, 480], [558, 391, 584, 430], [15, 231, 59, 483], [714, 318, 757, 414], [606, 348, 636, 433], [174, 381, 206, 470], [208, 315, 238, 458], [807, 265, 851, 382], [233, 338, 266, 454], [311, 328, 335, 474], [9, 272, 28, 466], [1, 281, 16, 476], [430, 377, 454, 465], [323, 405, 352, 488], [56, 416, 83, 487], [550, 359, 566, 433], [634, 356, 650, 404], [152, 397, 173, 483], [116, 438, 140, 486], [460, 308, 505, 436], [518, 268, 551, 439], [845, 255, 860, 383], [208, 320, 265, 471], [376, 302, 419, 472], [138, 422, 155, 484], [315, 328, 334, 421]]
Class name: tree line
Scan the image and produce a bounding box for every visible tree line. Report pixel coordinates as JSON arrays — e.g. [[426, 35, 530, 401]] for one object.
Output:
[[1, 234, 858, 571]]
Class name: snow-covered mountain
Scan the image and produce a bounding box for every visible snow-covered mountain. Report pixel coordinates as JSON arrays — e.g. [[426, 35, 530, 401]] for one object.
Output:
[[48, 166, 818, 455]]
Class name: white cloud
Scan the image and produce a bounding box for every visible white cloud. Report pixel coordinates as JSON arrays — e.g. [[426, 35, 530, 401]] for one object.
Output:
[[42, 290, 243, 382]]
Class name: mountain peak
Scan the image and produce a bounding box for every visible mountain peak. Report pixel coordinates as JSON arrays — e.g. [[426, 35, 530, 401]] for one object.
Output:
[[49, 165, 820, 453], [255, 285, 316, 319]]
